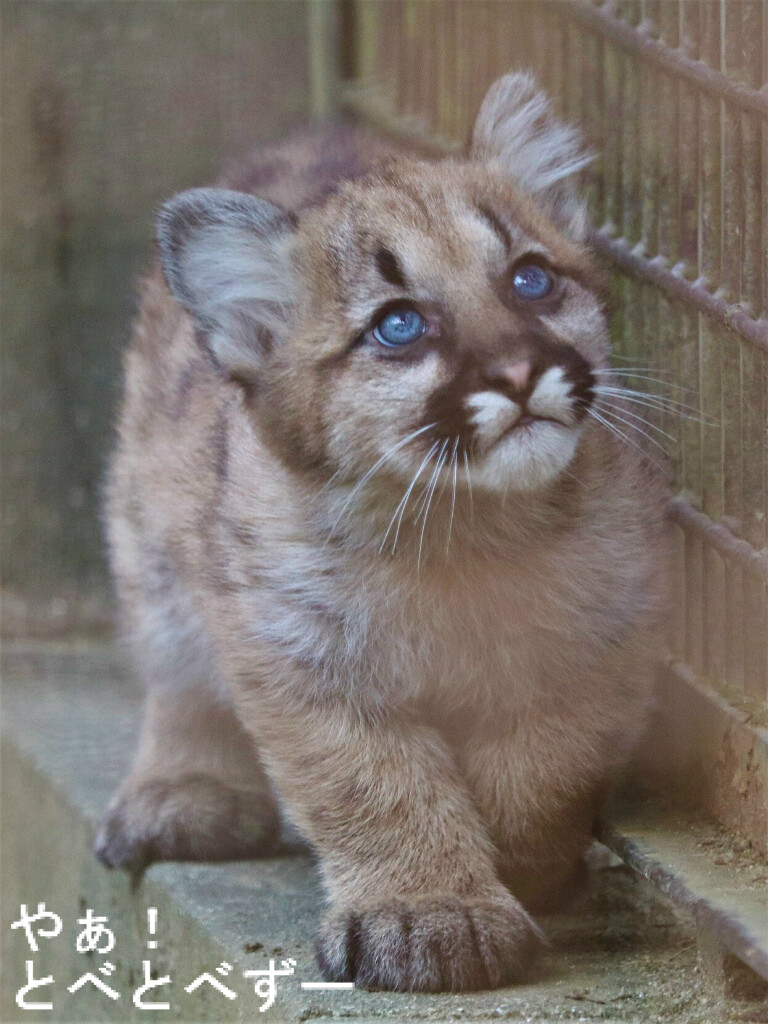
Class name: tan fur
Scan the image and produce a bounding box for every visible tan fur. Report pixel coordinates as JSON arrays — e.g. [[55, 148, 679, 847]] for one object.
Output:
[[95, 76, 669, 992]]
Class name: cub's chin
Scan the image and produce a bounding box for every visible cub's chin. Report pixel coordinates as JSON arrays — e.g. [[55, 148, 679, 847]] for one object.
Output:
[[471, 419, 583, 493]]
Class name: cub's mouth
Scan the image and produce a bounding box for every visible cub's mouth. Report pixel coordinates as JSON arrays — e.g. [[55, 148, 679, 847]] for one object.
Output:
[[496, 412, 572, 440]]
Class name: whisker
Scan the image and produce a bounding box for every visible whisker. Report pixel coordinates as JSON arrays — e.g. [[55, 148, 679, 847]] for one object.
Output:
[[560, 466, 585, 488], [417, 441, 450, 569], [428, 436, 456, 540], [603, 379, 695, 399], [462, 450, 474, 521], [325, 422, 436, 541], [431, 437, 458, 517], [502, 477, 511, 510], [599, 366, 674, 376], [587, 408, 667, 472], [381, 441, 440, 555], [595, 399, 678, 443], [414, 439, 448, 517], [611, 353, 657, 365], [446, 439, 459, 554], [595, 394, 716, 427], [594, 369, 688, 391], [593, 386, 716, 423], [595, 384, 692, 406], [595, 404, 673, 455], [415, 439, 449, 520]]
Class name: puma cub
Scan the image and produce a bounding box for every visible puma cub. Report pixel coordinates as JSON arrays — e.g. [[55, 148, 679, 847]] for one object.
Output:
[[96, 74, 668, 992]]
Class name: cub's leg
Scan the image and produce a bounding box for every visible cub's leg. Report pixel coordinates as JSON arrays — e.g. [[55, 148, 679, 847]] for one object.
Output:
[[234, 685, 544, 993], [94, 688, 280, 871], [457, 703, 641, 909], [94, 555, 280, 871]]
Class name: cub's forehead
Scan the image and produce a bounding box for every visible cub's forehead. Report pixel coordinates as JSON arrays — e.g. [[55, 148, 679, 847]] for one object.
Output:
[[297, 157, 585, 298], [317, 159, 528, 252]]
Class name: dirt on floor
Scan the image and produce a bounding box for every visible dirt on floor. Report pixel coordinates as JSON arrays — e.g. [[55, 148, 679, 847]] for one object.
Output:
[[294, 865, 768, 1024]]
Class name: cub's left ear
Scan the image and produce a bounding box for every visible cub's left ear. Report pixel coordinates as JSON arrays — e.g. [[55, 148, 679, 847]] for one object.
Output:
[[157, 188, 297, 382], [471, 72, 592, 241]]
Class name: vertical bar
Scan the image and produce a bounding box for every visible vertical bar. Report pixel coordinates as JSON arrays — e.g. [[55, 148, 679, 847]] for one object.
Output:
[[581, 25, 605, 224], [375, 0, 391, 102], [307, 0, 339, 118], [438, 0, 452, 136], [453, 0, 467, 140], [720, 3, 747, 694], [738, 2, 767, 699], [449, 0, 461, 140], [655, 3, 681, 475], [697, 4, 726, 688], [603, 29, 623, 238], [353, 0, 379, 85], [637, 6, 664, 459], [399, 0, 415, 117], [677, 0, 702, 513], [621, 10, 643, 370]]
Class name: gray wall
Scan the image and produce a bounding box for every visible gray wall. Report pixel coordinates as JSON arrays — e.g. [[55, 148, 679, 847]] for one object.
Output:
[[1, 0, 313, 623]]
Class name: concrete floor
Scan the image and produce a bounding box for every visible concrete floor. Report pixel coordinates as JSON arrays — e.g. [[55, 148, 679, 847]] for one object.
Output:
[[2, 641, 766, 1023]]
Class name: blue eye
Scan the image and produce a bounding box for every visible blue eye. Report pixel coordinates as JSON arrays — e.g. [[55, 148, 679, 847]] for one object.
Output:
[[372, 308, 427, 347], [512, 263, 553, 300]]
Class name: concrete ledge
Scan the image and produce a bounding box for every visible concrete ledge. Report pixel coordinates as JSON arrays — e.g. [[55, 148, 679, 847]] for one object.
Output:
[[1, 641, 760, 1023]]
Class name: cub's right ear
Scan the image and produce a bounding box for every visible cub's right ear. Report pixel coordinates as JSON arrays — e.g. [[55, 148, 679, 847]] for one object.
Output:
[[157, 188, 297, 382], [471, 73, 592, 240]]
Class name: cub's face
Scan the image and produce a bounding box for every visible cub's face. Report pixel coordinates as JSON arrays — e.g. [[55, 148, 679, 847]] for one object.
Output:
[[158, 74, 607, 500], [278, 159, 607, 494]]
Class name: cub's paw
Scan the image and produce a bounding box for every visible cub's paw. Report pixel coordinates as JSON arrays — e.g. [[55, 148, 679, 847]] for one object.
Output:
[[315, 895, 544, 993], [93, 773, 280, 872]]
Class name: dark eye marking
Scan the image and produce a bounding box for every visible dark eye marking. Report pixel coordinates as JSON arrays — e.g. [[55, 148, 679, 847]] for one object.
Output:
[[375, 247, 408, 290], [475, 203, 512, 253]]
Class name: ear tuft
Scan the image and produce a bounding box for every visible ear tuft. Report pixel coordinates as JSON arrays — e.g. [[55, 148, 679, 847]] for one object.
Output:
[[157, 188, 296, 381], [471, 72, 592, 239]]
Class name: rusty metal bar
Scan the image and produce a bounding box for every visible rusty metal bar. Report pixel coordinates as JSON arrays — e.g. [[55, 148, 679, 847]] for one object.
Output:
[[588, 230, 768, 355], [668, 496, 768, 583], [561, 0, 768, 119], [598, 813, 768, 983]]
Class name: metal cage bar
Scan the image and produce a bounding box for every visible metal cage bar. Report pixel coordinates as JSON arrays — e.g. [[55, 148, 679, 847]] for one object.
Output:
[[343, 0, 768, 849]]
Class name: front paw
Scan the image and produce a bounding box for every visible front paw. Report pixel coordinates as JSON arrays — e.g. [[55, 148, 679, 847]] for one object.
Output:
[[94, 773, 280, 871], [315, 895, 544, 993]]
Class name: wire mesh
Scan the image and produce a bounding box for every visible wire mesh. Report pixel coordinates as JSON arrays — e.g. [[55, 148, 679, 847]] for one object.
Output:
[[345, 0, 768, 833]]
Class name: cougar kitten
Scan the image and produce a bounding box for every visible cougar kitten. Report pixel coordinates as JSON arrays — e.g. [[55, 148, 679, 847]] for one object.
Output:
[[96, 74, 668, 992]]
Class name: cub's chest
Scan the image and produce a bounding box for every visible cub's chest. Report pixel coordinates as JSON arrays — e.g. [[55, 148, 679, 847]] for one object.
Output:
[[364, 558, 575, 661], [370, 548, 638, 676]]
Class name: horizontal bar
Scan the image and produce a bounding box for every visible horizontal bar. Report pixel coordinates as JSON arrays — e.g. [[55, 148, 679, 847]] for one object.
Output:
[[1, 588, 114, 640], [599, 818, 768, 983], [601, 657, 768, 973], [667, 496, 768, 583], [562, 0, 768, 119], [589, 230, 768, 355], [666, 658, 768, 759]]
